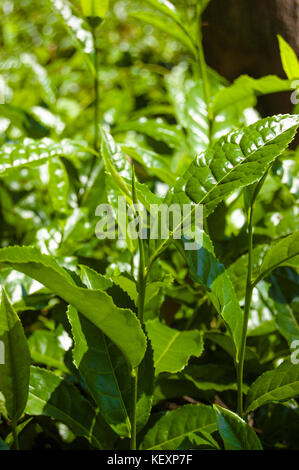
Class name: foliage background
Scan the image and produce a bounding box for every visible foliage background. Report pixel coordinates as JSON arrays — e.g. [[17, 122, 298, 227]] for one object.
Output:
[[0, 0, 298, 451]]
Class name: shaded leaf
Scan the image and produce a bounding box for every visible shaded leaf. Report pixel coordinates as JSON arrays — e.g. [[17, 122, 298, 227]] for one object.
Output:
[[214, 405, 263, 450], [140, 404, 217, 450], [67, 304, 131, 438], [25, 366, 116, 449], [245, 359, 299, 413], [0, 287, 30, 421], [0, 246, 146, 369], [186, 231, 243, 361], [254, 232, 299, 285]]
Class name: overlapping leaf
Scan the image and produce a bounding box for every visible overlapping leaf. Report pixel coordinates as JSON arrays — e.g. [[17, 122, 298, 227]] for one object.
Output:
[[0, 138, 89, 177], [0, 246, 146, 369], [170, 115, 299, 218], [140, 404, 217, 450], [214, 405, 262, 450], [245, 359, 299, 413], [0, 287, 30, 422], [185, 231, 243, 360], [254, 231, 299, 285], [146, 318, 204, 375], [26, 366, 116, 449]]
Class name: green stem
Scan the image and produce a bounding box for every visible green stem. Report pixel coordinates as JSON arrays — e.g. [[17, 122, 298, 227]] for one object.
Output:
[[130, 168, 147, 450], [237, 203, 254, 417], [80, 25, 100, 204], [236, 170, 270, 416], [195, 3, 212, 124], [12, 421, 20, 450], [130, 368, 138, 450], [92, 26, 99, 153]]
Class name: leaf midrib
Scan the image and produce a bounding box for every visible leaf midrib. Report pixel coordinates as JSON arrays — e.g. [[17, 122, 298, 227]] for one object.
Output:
[[246, 379, 299, 412]]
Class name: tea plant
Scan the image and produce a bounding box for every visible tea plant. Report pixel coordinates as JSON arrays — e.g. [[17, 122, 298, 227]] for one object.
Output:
[[0, 0, 299, 451]]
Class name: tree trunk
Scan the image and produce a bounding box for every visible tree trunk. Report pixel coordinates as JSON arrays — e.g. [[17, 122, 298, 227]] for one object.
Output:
[[203, 0, 299, 115]]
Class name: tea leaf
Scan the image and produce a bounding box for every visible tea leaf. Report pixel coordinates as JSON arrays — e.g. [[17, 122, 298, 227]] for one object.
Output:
[[214, 405, 263, 450], [212, 75, 294, 115], [0, 246, 147, 369], [67, 303, 131, 438], [245, 359, 299, 413], [254, 231, 299, 285], [185, 232, 243, 360], [170, 114, 299, 218], [0, 437, 9, 450], [80, 0, 109, 19], [278, 35, 299, 80], [48, 157, 69, 213], [140, 404, 217, 450], [144, 0, 184, 27], [26, 366, 116, 449], [0, 287, 30, 422], [145, 318, 204, 375], [0, 138, 89, 177], [129, 12, 196, 57]]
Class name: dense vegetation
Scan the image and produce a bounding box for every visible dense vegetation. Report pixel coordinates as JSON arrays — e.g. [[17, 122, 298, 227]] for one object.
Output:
[[0, 0, 299, 451]]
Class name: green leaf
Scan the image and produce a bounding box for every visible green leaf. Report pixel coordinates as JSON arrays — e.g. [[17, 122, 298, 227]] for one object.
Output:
[[80, 264, 113, 290], [185, 231, 243, 361], [101, 128, 161, 211], [48, 157, 69, 213], [140, 404, 217, 450], [0, 437, 9, 450], [121, 145, 175, 186], [170, 114, 299, 218], [245, 359, 299, 413], [267, 274, 299, 345], [26, 366, 116, 449], [254, 232, 299, 286], [212, 75, 294, 115], [165, 65, 227, 153], [129, 11, 196, 57], [0, 138, 88, 177], [278, 35, 299, 80], [28, 328, 69, 373], [0, 287, 30, 422], [80, 0, 109, 19], [114, 118, 184, 150], [214, 405, 263, 450], [50, 0, 93, 55], [67, 304, 131, 438], [135, 340, 155, 433], [0, 104, 49, 139], [145, 318, 204, 375], [183, 364, 239, 392], [144, 0, 184, 27], [0, 246, 146, 369]]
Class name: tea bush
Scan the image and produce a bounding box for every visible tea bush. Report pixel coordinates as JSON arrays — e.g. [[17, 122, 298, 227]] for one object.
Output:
[[0, 0, 299, 451]]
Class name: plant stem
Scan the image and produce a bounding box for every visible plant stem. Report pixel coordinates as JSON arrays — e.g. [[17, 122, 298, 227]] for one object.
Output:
[[130, 168, 146, 450], [92, 26, 99, 153], [236, 168, 271, 416], [195, 3, 212, 124], [80, 25, 100, 204], [236, 204, 254, 416], [130, 367, 138, 450], [12, 421, 20, 450]]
